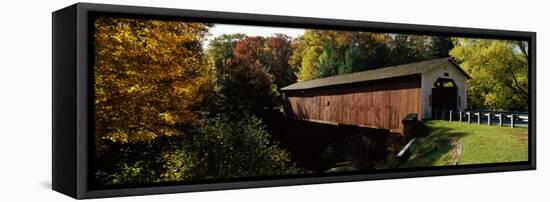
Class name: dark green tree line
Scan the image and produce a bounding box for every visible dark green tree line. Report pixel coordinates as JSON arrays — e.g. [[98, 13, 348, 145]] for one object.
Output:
[[291, 31, 453, 81]]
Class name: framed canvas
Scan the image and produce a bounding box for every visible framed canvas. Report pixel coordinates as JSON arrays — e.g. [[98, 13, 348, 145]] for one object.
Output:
[[52, 3, 536, 199]]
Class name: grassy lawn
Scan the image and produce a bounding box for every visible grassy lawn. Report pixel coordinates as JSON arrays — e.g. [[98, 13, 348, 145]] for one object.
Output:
[[400, 120, 528, 167]]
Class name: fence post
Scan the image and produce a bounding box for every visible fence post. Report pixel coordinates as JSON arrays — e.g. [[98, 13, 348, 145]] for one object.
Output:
[[510, 114, 515, 128], [477, 112, 481, 124], [459, 111, 463, 122], [487, 112, 491, 126], [498, 114, 503, 126], [449, 110, 453, 122], [467, 112, 471, 123]]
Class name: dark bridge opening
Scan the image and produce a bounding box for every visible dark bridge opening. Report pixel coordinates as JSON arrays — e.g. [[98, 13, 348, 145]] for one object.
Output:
[[259, 110, 400, 173], [432, 78, 457, 117]]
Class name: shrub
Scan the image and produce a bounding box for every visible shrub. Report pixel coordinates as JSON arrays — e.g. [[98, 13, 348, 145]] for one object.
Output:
[[185, 113, 301, 179], [94, 113, 301, 185]]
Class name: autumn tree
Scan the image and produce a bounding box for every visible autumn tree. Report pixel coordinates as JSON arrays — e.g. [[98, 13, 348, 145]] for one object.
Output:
[[93, 17, 213, 153], [93, 20, 303, 185], [450, 38, 528, 111], [207, 33, 247, 81], [217, 36, 278, 114], [293, 30, 390, 80], [291, 31, 467, 82], [96, 113, 302, 185], [264, 34, 297, 88], [291, 33, 322, 81], [209, 35, 296, 114]]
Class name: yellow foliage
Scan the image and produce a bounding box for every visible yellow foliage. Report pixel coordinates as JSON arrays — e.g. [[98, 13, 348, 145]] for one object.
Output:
[[93, 17, 213, 154]]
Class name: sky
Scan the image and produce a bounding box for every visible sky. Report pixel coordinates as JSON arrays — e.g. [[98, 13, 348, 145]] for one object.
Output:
[[203, 23, 305, 47]]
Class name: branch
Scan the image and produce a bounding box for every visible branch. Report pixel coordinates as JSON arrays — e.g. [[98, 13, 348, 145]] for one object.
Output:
[[516, 41, 528, 58], [139, 123, 165, 138], [505, 63, 529, 98]]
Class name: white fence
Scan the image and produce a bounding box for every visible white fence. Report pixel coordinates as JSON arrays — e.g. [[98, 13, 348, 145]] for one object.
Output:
[[432, 109, 528, 128]]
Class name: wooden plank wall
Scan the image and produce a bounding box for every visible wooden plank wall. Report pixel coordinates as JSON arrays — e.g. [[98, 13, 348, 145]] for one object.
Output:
[[283, 75, 422, 133]]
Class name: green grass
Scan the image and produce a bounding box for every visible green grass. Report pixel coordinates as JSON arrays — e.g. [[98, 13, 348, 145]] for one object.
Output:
[[400, 120, 528, 167]]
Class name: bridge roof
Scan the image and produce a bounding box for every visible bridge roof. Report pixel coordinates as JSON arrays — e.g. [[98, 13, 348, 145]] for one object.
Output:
[[281, 57, 470, 91]]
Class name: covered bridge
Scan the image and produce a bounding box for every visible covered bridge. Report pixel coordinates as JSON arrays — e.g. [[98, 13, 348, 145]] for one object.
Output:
[[281, 57, 471, 133]]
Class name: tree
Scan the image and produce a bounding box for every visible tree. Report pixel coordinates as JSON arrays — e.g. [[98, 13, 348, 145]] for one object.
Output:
[[351, 32, 391, 71], [317, 40, 340, 78], [207, 33, 247, 81], [95, 114, 302, 184], [293, 30, 391, 80], [264, 34, 297, 89], [93, 17, 213, 153], [289, 36, 307, 80], [388, 34, 431, 65], [211, 35, 297, 114], [430, 36, 454, 58], [184, 113, 301, 179], [291, 33, 322, 81], [219, 36, 279, 114], [93, 20, 304, 186], [292, 30, 331, 80], [450, 38, 528, 111], [292, 31, 464, 82]]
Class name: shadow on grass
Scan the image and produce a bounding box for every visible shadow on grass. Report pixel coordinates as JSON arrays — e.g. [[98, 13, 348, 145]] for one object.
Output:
[[399, 126, 467, 168]]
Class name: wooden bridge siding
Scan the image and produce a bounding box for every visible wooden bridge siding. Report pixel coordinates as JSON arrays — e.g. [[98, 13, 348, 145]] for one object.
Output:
[[284, 75, 422, 132]]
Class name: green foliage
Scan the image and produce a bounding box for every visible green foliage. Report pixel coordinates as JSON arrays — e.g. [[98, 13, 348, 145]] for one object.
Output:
[[401, 120, 528, 167], [389, 34, 431, 65], [291, 34, 322, 80], [317, 42, 339, 78], [95, 113, 301, 184], [186, 113, 302, 178], [449, 38, 528, 111], [299, 30, 393, 79], [158, 148, 198, 182], [293, 31, 440, 81], [207, 33, 247, 81], [95, 161, 157, 185], [429, 36, 454, 58]]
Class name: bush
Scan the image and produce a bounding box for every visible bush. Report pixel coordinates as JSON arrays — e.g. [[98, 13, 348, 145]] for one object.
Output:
[[94, 113, 301, 185], [185, 113, 301, 179], [95, 161, 157, 185]]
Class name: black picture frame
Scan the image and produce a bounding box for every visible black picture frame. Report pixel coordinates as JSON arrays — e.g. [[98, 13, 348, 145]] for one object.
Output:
[[52, 2, 536, 199]]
